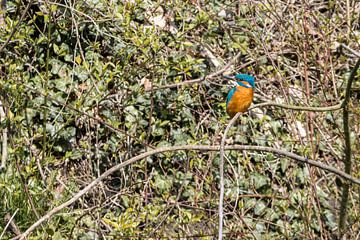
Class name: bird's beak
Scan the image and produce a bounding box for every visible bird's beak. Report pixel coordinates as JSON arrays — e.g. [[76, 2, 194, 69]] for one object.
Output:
[[230, 80, 238, 87], [223, 75, 237, 87], [223, 75, 234, 80]]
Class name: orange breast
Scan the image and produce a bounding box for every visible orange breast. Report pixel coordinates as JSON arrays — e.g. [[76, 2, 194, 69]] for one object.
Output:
[[226, 85, 254, 117]]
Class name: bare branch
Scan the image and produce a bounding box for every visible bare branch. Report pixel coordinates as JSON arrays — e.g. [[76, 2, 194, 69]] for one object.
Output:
[[218, 112, 241, 240], [250, 102, 342, 112]]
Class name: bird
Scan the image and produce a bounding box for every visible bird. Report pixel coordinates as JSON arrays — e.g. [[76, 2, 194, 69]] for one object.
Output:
[[225, 74, 255, 117]]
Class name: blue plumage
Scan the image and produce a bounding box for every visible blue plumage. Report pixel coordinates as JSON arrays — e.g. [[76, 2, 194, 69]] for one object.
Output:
[[226, 87, 236, 107]]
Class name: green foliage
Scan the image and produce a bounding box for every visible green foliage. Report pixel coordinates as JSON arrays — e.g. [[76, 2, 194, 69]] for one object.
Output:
[[0, 0, 359, 239]]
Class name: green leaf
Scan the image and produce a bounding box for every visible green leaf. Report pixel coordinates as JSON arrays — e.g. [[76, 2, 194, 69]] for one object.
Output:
[[53, 44, 60, 55], [250, 173, 268, 190], [254, 201, 266, 215], [280, 158, 289, 172]]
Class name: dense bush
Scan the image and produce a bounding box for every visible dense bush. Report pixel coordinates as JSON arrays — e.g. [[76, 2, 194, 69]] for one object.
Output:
[[0, 0, 359, 239]]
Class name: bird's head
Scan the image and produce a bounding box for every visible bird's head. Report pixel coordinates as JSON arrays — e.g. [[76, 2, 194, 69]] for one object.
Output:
[[224, 74, 255, 88]]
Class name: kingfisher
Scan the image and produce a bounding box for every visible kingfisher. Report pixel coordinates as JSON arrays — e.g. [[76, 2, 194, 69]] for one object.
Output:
[[225, 74, 255, 117]]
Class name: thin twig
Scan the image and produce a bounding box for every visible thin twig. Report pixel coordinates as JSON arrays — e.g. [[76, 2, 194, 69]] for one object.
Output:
[[341, 44, 360, 58], [150, 155, 190, 235], [16, 144, 360, 239], [1, 209, 20, 238], [37, 0, 128, 46]]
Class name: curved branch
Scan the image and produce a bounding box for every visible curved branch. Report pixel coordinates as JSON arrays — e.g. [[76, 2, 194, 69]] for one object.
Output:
[[17, 144, 360, 239]]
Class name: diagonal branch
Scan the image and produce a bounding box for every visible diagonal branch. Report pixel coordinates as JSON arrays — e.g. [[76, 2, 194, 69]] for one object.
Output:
[[341, 43, 360, 58]]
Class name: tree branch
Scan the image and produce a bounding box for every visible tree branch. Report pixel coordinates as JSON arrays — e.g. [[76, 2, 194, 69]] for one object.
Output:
[[249, 102, 342, 112], [218, 112, 241, 240], [338, 56, 360, 237], [338, 106, 351, 237], [17, 144, 360, 239]]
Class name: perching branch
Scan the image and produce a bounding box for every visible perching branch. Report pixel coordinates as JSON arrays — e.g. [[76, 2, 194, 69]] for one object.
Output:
[[17, 144, 360, 239], [250, 102, 342, 112], [218, 112, 241, 240]]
